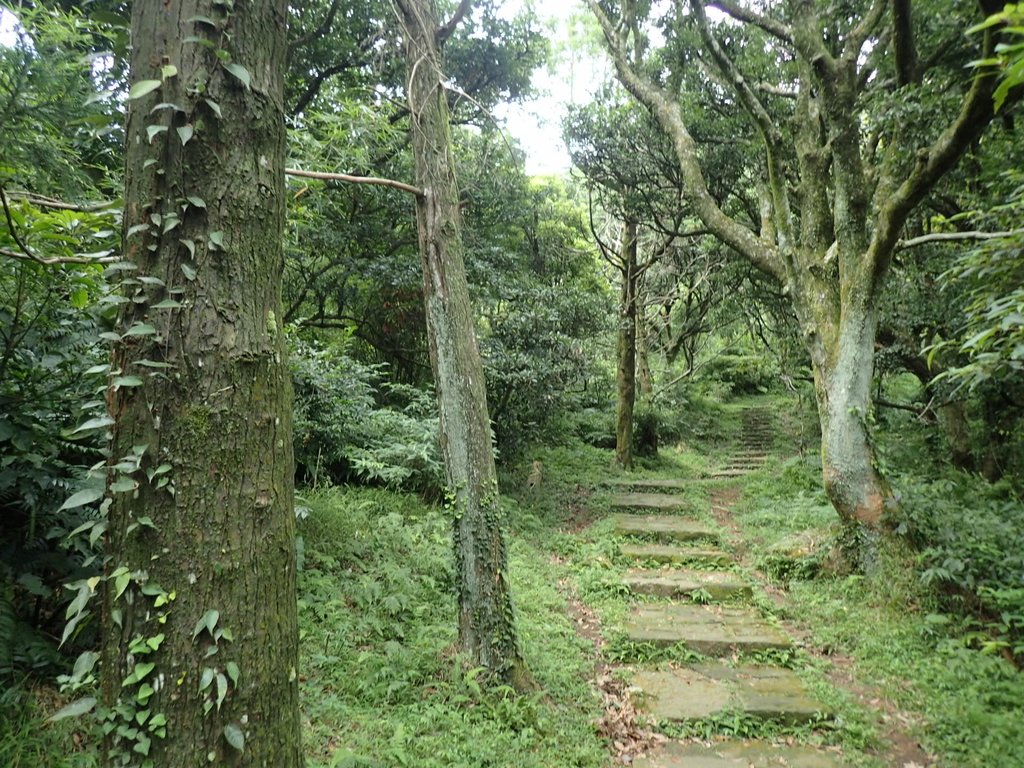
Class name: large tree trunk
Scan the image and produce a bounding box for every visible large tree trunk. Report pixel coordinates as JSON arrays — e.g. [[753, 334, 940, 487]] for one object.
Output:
[[806, 300, 893, 528], [393, 0, 530, 689], [615, 219, 638, 470], [102, 1, 301, 765]]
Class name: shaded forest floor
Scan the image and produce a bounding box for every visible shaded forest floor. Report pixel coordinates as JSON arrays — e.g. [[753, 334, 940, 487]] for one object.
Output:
[[6, 395, 1024, 767]]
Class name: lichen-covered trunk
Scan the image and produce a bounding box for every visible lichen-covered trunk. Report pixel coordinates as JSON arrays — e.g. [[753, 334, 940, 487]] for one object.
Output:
[[806, 297, 893, 529], [615, 219, 638, 470], [101, 1, 301, 765], [395, 0, 529, 689]]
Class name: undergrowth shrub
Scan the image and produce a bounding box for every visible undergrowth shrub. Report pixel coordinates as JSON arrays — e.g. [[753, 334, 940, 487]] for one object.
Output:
[[290, 336, 442, 495], [891, 475, 1024, 658], [0, 261, 107, 680]]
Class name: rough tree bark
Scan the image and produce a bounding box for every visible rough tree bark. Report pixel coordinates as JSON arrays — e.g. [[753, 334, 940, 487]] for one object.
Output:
[[587, 0, 1003, 530], [101, 2, 302, 765], [615, 218, 639, 470], [392, 0, 530, 689]]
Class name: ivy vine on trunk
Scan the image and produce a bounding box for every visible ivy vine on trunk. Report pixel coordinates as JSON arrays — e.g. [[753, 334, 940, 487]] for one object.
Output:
[[101, 1, 302, 764]]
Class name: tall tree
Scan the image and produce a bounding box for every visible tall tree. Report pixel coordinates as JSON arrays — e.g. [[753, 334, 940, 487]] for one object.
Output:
[[587, 0, 1011, 530], [391, 0, 531, 688], [100, 1, 302, 764]]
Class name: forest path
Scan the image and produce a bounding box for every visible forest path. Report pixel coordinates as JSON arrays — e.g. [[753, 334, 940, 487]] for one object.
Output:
[[586, 404, 928, 767]]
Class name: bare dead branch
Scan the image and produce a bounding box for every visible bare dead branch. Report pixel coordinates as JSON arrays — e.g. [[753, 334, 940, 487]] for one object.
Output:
[[896, 228, 1024, 250], [285, 167, 423, 197]]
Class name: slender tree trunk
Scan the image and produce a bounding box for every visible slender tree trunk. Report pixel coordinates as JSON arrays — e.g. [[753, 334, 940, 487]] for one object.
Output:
[[615, 219, 638, 470], [102, 1, 301, 765], [393, 0, 530, 689], [636, 308, 654, 403]]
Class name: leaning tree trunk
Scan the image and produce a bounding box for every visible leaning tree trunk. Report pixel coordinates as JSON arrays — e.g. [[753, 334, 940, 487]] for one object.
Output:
[[393, 0, 530, 689], [101, 2, 302, 765], [615, 219, 639, 470]]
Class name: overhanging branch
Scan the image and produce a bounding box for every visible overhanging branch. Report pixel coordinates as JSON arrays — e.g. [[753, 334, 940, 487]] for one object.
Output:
[[896, 228, 1024, 250], [285, 168, 423, 197]]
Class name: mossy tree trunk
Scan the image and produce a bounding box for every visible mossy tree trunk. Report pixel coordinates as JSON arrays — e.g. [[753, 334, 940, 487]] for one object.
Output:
[[615, 218, 639, 470], [392, 0, 530, 689], [101, 2, 301, 765], [589, 0, 1003, 530]]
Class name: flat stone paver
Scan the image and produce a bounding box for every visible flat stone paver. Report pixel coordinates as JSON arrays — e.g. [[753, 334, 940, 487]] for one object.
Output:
[[605, 478, 699, 492], [707, 468, 755, 478], [619, 543, 733, 567], [613, 515, 721, 544], [611, 492, 690, 511], [634, 740, 846, 767], [623, 569, 751, 601], [631, 664, 829, 724], [625, 604, 792, 654]]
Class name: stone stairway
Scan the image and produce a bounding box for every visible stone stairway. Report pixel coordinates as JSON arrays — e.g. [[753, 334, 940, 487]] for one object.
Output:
[[604, 409, 845, 767], [707, 407, 774, 479]]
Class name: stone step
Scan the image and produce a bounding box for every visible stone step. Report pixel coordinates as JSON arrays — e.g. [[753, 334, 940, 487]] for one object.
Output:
[[619, 543, 733, 567], [613, 515, 721, 544], [604, 478, 697, 492], [623, 569, 751, 601], [631, 664, 829, 725], [610, 492, 691, 512], [624, 604, 791, 654], [634, 740, 846, 767], [707, 468, 753, 478]]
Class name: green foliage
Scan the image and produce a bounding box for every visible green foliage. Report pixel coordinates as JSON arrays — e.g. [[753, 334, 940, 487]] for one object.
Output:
[[891, 475, 1024, 659], [933, 173, 1024, 391], [290, 335, 442, 494], [0, 258, 109, 678]]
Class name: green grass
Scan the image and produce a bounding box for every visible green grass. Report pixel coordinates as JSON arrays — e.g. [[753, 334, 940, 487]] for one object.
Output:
[[297, 486, 609, 768], [0, 685, 97, 768]]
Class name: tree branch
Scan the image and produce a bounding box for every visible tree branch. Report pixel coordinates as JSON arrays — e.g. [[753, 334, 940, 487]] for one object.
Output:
[[586, 0, 783, 280], [868, 24, 1003, 279], [892, 0, 919, 85], [1, 187, 117, 266], [5, 191, 118, 212], [842, 0, 887, 66], [437, 0, 472, 45], [706, 0, 793, 44], [285, 168, 423, 197], [289, 0, 342, 52], [691, 0, 796, 251], [896, 228, 1024, 250]]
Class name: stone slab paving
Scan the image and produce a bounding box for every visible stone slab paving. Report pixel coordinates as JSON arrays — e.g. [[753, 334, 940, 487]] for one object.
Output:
[[631, 665, 829, 724], [613, 515, 721, 544], [634, 740, 846, 767], [610, 492, 691, 511], [605, 477, 699, 492], [707, 468, 754, 478], [619, 543, 733, 567], [623, 569, 752, 601], [625, 604, 792, 653]]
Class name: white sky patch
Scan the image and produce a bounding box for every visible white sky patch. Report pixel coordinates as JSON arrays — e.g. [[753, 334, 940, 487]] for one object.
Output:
[[494, 1, 609, 176], [1, 7, 21, 46]]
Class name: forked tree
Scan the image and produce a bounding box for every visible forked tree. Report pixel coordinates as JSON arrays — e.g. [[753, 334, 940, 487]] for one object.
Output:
[[587, 0, 1010, 530]]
